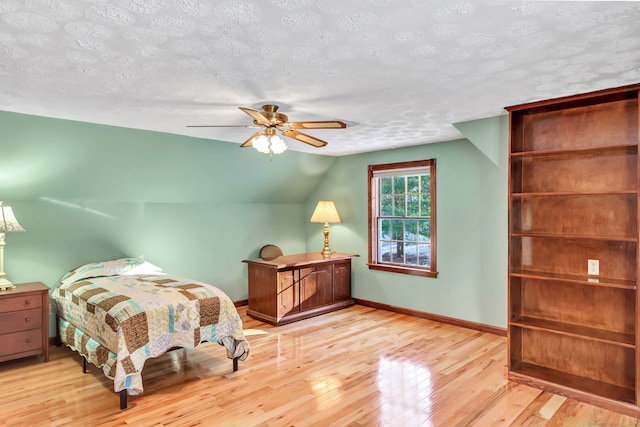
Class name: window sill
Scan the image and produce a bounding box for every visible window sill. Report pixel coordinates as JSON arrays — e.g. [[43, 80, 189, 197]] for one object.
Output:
[[367, 263, 438, 278]]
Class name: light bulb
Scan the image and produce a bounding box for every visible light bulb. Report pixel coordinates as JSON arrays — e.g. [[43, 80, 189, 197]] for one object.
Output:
[[269, 135, 287, 154], [252, 135, 271, 153]]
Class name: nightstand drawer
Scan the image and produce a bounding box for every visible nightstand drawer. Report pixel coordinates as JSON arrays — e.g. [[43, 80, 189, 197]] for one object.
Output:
[[0, 294, 43, 312], [0, 308, 43, 334], [0, 329, 43, 357]]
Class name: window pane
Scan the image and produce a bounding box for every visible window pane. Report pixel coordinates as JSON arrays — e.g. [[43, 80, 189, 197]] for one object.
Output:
[[393, 176, 405, 194], [406, 195, 419, 217], [391, 219, 403, 241], [407, 175, 419, 193], [381, 177, 393, 194], [420, 194, 430, 216], [393, 195, 405, 216], [418, 220, 430, 242], [404, 220, 417, 241], [417, 244, 431, 267], [379, 240, 391, 263], [391, 241, 405, 263], [381, 195, 393, 216], [379, 219, 390, 239], [420, 174, 430, 193], [405, 242, 417, 265]]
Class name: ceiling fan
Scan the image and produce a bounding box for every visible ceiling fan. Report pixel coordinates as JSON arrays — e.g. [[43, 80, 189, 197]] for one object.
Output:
[[187, 104, 347, 153]]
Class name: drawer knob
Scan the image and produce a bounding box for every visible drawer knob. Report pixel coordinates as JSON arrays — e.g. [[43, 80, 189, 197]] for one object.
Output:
[[25, 300, 31, 305], [26, 338, 31, 344], [25, 317, 31, 323]]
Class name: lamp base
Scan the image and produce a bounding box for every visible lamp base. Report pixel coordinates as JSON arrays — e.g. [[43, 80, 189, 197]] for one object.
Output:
[[320, 222, 333, 258], [0, 276, 16, 291]]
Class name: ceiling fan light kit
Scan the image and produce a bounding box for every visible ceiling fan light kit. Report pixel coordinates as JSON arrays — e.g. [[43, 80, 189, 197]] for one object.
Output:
[[188, 104, 347, 156], [252, 129, 287, 155]]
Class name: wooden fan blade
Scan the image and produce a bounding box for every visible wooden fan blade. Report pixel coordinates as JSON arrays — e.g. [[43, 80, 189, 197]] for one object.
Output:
[[239, 107, 271, 126], [240, 131, 264, 148], [281, 130, 328, 148], [286, 120, 347, 129]]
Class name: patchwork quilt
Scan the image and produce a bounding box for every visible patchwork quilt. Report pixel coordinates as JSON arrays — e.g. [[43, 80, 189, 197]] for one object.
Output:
[[53, 274, 250, 395]]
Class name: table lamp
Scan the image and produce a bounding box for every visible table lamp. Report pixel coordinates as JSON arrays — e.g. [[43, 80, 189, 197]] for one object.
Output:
[[310, 201, 341, 258], [0, 202, 26, 290]]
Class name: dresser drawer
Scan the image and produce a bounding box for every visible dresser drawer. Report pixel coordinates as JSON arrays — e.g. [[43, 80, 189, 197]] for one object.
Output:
[[0, 329, 43, 357], [0, 294, 43, 312], [0, 308, 43, 334]]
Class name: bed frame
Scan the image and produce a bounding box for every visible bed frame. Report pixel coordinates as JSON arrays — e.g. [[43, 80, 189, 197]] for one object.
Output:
[[79, 351, 241, 409], [58, 320, 241, 409]]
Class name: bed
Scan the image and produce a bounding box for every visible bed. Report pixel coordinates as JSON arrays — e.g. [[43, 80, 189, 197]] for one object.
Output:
[[52, 258, 250, 409]]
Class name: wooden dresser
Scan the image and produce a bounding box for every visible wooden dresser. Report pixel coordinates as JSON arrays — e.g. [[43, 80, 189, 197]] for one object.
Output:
[[0, 282, 49, 363], [243, 252, 358, 326]]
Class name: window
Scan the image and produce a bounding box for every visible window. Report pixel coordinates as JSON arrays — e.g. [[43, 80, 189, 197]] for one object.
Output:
[[368, 159, 437, 277]]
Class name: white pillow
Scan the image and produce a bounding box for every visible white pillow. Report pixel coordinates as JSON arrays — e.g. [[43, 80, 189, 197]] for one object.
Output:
[[60, 258, 163, 285]]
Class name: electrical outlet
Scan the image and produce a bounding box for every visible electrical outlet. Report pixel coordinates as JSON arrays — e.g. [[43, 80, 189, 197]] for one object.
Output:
[[588, 259, 599, 276]]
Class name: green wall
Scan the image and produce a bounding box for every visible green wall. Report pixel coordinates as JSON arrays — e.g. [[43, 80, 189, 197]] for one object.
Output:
[[306, 116, 509, 328], [1, 109, 509, 333], [0, 111, 335, 305]]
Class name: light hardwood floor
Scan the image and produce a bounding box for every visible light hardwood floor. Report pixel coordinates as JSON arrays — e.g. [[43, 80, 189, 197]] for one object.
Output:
[[0, 305, 638, 426]]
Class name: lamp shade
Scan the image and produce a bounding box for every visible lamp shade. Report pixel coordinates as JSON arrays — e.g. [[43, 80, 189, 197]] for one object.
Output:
[[310, 201, 341, 223], [0, 203, 25, 233]]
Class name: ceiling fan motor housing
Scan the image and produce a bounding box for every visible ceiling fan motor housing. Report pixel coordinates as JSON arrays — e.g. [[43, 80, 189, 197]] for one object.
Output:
[[259, 105, 288, 125]]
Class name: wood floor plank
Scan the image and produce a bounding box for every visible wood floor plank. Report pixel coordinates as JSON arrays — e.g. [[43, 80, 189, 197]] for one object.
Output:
[[0, 305, 638, 426]]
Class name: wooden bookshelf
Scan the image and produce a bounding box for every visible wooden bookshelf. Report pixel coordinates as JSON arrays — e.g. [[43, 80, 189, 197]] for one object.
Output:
[[506, 83, 640, 416]]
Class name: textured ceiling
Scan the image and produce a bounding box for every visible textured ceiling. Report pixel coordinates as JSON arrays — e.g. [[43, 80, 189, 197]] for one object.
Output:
[[1, 1, 640, 156]]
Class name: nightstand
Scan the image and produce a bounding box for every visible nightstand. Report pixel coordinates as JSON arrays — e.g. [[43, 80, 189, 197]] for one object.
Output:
[[0, 282, 49, 363]]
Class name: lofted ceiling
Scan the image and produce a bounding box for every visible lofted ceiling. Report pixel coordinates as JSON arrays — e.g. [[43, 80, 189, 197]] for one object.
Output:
[[1, 0, 639, 156]]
